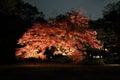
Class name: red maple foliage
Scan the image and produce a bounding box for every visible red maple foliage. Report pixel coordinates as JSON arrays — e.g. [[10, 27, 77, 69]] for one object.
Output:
[[16, 10, 103, 63]]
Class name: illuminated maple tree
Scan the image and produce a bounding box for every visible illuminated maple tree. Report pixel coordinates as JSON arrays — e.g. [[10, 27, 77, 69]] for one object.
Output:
[[16, 10, 103, 63]]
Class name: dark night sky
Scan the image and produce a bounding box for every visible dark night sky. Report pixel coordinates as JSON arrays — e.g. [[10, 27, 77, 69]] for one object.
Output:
[[23, 0, 119, 20]]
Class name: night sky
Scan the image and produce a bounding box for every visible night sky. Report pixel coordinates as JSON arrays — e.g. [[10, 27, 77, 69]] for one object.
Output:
[[23, 0, 119, 20]]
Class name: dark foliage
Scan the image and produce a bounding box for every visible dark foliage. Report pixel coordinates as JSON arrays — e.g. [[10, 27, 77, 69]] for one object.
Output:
[[0, 0, 46, 64], [89, 1, 120, 64]]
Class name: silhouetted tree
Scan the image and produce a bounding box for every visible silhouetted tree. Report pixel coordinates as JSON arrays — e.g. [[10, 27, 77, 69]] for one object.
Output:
[[35, 12, 48, 23], [0, 0, 45, 64], [89, 1, 120, 61], [14, 1, 40, 26], [103, 1, 120, 54], [44, 46, 57, 61], [0, 0, 21, 14]]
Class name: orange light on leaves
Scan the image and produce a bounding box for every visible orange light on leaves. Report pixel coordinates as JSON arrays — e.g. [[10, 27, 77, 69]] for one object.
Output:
[[16, 10, 103, 63]]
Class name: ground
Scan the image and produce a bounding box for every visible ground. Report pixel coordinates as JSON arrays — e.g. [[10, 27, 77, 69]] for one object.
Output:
[[0, 64, 120, 80]]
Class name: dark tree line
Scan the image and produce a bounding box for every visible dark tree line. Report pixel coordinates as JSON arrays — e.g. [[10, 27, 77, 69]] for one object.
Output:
[[89, 1, 120, 63], [0, 0, 47, 64]]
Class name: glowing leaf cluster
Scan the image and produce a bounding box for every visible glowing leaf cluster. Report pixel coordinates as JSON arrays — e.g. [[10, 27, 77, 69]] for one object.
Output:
[[16, 10, 103, 62]]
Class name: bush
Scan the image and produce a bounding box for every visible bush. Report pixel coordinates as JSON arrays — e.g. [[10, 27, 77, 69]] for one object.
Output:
[[103, 55, 120, 64], [52, 55, 73, 64], [79, 59, 105, 65], [16, 58, 42, 64]]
